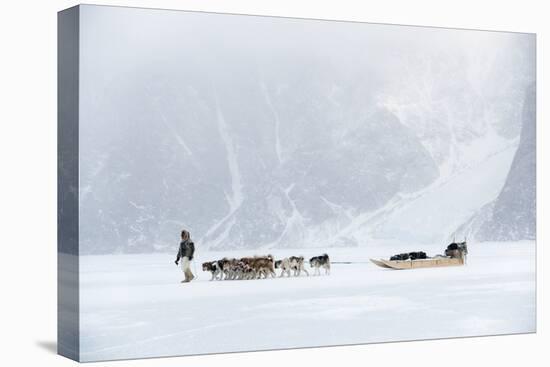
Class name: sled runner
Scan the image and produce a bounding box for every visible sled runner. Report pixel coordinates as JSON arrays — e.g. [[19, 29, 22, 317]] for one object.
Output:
[[369, 258, 393, 268], [370, 256, 464, 270]]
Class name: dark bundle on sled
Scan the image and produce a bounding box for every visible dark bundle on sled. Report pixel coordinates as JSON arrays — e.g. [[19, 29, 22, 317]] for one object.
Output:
[[445, 241, 468, 258], [390, 251, 428, 261], [447, 243, 459, 251], [408, 251, 427, 260], [390, 253, 410, 261]]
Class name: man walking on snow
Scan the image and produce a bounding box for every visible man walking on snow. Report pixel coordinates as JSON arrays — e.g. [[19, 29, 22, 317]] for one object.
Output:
[[175, 229, 195, 283]]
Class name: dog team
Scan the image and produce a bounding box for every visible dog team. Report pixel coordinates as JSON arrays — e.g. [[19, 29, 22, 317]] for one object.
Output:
[[176, 229, 331, 283], [202, 253, 331, 281]]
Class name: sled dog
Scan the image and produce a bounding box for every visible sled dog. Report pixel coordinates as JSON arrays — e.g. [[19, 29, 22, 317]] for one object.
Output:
[[289, 256, 309, 276], [202, 261, 222, 281], [275, 258, 292, 277], [309, 254, 331, 275]]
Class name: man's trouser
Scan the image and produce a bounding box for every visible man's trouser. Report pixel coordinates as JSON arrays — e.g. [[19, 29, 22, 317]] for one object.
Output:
[[181, 256, 194, 282]]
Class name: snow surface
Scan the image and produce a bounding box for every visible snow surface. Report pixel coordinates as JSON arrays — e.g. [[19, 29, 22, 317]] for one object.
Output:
[[78, 241, 535, 362]]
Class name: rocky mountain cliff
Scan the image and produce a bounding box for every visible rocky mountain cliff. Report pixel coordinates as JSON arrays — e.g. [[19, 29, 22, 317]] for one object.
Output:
[[454, 84, 536, 241]]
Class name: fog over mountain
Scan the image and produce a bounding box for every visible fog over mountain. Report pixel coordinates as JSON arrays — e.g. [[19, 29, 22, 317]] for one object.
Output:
[[77, 6, 535, 254]]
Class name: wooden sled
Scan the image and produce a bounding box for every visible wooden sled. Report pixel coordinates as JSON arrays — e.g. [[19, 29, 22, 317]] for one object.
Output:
[[370, 256, 464, 270]]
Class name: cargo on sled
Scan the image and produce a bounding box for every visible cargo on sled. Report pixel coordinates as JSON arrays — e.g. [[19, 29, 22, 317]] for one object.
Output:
[[370, 242, 468, 270]]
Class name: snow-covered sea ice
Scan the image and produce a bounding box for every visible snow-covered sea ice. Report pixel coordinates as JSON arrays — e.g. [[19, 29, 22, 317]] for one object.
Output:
[[78, 241, 535, 361]]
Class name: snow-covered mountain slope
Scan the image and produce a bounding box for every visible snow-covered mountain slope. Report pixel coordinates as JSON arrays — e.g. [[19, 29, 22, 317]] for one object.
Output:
[[454, 84, 536, 241], [76, 7, 535, 254], [356, 141, 518, 245]]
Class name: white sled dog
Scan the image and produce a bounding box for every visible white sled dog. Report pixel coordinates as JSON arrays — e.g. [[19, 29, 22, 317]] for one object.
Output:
[[309, 254, 330, 275], [275, 258, 292, 277], [275, 256, 309, 277]]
